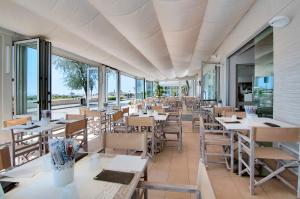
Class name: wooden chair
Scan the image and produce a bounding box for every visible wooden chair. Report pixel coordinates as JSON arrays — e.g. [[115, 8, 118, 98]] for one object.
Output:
[[212, 106, 235, 119], [3, 118, 42, 166], [0, 146, 12, 171], [66, 114, 86, 120], [223, 111, 246, 118], [127, 116, 156, 158], [85, 110, 108, 134], [152, 105, 163, 113], [79, 107, 89, 115], [65, 119, 88, 151], [122, 107, 129, 116], [162, 113, 183, 152], [102, 132, 147, 157], [111, 111, 127, 133], [199, 116, 232, 169], [138, 159, 216, 199], [238, 127, 300, 197]]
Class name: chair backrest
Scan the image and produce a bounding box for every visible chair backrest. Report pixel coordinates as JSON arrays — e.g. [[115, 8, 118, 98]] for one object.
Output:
[[199, 116, 205, 130], [196, 160, 216, 199], [0, 146, 11, 170], [3, 117, 28, 127], [66, 114, 86, 120], [127, 116, 155, 128], [65, 119, 87, 136], [103, 132, 147, 155], [213, 106, 234, 116], [122, 107, 129, 115], [112, 111, 123, 122], [252, 127, 300, 142], [223, 111, 246, 118], [85, 110, 102, 118], [79, 107, 89, 115], [152, 106, 163, 113]]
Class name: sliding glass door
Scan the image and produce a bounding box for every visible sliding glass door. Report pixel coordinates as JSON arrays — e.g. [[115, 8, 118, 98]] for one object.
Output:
[[15, 38, 51, 120], [15, 39, 39, 120]]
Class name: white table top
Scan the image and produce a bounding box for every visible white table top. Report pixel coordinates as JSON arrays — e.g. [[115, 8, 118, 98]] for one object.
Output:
[[1, 120, 75, 134], [3, 154, 148, 199], [215, 117, 296, 131], [131, 112, 168, 121]]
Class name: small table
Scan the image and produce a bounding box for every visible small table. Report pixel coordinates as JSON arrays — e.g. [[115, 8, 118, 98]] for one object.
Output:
[[215, 117, 296, 172], [3, 154, 148, 199]]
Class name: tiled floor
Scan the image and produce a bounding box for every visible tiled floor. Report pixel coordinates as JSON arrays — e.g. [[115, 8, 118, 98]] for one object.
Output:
[[146, 120, 297, 199]]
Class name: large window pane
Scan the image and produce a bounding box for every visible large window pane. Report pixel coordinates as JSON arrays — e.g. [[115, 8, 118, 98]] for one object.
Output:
[[146, 81, 153, 98], [160, 80, 180, 97], [106, 68, 118, 107], [15, 40, 39, 120], [136, 79, 145, 99], [120, 74, 135, 107], [51, 55, 98, 118], [253, 27, 273, 117], [202, 64, 220, 100], [87, 67, 99, 110]]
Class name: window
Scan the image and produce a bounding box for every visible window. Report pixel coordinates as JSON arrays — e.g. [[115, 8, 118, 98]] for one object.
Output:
[[106, 68, 118, 107], [87, 67, 99, 110], [120, 74, 135, 107], [146, 81, 153, 98], [51, 55, 99, 118], [136, 79, 145, 99]]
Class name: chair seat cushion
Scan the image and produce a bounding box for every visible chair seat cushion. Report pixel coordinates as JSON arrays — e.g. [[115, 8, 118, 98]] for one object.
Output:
[[255, 147, 296, 160]]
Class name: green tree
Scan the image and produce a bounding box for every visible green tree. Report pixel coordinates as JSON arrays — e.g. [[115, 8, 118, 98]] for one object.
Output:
[[54, 56, 97, 99], [154, 81, 165, 98]]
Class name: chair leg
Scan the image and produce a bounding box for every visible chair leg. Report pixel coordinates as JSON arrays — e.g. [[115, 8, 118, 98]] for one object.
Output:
[[238, 135, 242, 176], [230, 131, 234, 172], [249, 140, 255, 195]]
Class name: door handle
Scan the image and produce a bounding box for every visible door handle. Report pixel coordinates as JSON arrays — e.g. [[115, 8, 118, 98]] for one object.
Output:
[[33, 101, 40, 104]]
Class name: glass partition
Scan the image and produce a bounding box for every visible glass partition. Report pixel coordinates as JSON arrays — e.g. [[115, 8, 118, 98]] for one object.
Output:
[[15, 39, 39, 120], [202, 64, 219, 101], [253, 27, 273, 117], [136, 78, 145, 100], [146, 81, 153, 98], [120, 74, 135, 107], [87, 67, 99, 110], [106, 68, 118, 107]]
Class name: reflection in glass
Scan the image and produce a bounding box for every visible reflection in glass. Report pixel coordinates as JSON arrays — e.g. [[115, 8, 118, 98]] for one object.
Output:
[[253, 27, 273, 117], [146, 81, 153, 98], [136, 79, 145, 99]]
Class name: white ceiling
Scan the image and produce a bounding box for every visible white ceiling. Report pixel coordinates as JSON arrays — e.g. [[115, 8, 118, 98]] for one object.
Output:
[[0, 0, 255, 80]]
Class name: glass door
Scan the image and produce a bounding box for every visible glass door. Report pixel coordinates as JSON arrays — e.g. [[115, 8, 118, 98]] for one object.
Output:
[[15, 39, 39, 120]]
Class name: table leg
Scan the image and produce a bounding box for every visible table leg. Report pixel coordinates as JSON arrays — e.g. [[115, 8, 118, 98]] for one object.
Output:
[[144, 166, 148, 199], [230, 130, 234, 173]]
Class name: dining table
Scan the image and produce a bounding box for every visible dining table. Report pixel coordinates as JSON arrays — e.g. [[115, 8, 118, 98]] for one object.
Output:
[[1, 119, 79, 154], [1, 153, 148, 199], [215, 116, 296, 172], [131, 112, 169, 122]]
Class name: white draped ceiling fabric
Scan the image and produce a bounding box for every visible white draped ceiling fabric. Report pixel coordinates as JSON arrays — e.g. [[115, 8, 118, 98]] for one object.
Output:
[[0, 0, 255, 80]]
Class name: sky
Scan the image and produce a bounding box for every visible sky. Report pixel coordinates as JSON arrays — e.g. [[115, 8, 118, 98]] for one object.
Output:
[[27, 51, 136, 96]]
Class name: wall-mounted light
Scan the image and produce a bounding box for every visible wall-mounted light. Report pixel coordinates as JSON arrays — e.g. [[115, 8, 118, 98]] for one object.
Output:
[[269, 16, 290, 28], [5, 45, 12, 74]]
